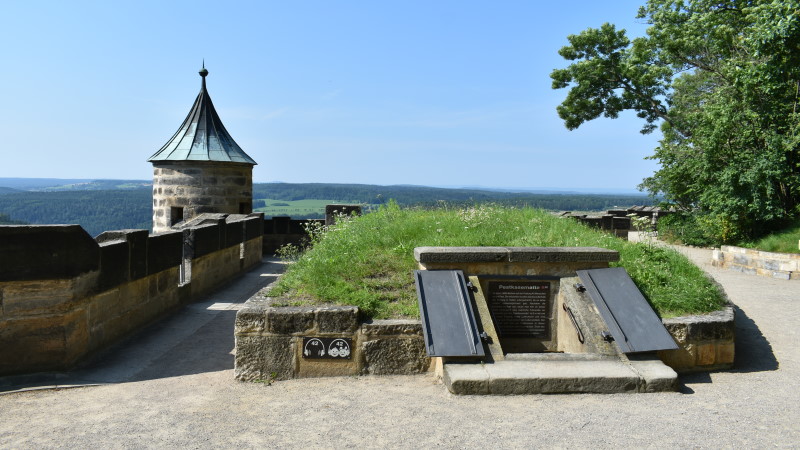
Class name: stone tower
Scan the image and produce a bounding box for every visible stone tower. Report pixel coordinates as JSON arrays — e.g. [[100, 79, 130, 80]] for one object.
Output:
[[148, 65, 257, 233]]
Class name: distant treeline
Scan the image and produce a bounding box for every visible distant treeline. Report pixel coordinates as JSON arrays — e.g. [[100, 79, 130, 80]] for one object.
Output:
[[254, 183, 653, 211], [0, 213, 27, 225], [0, 190, 152, 237], [0, 182, 653, 236]]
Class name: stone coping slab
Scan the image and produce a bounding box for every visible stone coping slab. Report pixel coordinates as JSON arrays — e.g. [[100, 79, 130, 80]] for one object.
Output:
[[414, 246, 620, 264], [443, 359, 675, 395], [712, 245, 799, 280]]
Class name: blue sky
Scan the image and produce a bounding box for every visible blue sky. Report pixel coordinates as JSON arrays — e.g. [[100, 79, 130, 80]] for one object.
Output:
[[1, 1, 660, 192]]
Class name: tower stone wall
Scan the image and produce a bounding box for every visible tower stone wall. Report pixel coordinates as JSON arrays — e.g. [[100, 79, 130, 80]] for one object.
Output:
[[152, 162, 253, 233]]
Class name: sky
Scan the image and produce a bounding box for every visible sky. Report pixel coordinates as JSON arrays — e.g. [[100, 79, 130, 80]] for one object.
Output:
[[0, 1, 661, 193]]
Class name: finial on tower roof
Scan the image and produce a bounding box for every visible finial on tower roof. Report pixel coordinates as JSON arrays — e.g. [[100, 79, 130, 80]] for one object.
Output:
[[199, 60, 208, 78]]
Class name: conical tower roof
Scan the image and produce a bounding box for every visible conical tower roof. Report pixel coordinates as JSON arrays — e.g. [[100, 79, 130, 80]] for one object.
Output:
[[148, 65, 257, 165]]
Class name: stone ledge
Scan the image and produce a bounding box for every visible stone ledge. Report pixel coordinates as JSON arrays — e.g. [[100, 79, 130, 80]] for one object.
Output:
[[659, 306, 735, 373], [361, 319, 422, 336], [234, 304, 430, 380], [414, 246, 619, 264], [442, 359, 675, 395], [712, 246, 799, 280]]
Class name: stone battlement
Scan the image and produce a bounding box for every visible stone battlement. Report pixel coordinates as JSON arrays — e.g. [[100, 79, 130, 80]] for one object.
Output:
[[0, 213, 265, 376]]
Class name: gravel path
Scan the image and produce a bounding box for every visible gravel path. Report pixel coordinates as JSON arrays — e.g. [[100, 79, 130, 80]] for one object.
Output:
[[1, 250, 799, 448]]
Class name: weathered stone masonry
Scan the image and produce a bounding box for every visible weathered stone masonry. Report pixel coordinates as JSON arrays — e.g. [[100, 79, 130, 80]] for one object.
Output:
[[152, 162, 254, 233], [712, 245, 799, 280], [0, 214, 263, 376], [234, 304, 430, 381]]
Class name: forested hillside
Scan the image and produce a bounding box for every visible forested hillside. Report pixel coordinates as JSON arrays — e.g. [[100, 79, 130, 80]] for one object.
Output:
[[254, 182, 652, 211], [0, 180, 653, 236], [0, 213, 27, 225], [0, 190, 151, 236]]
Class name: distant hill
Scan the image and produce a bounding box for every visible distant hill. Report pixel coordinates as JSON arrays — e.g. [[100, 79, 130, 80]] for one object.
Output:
[[0, 178, 151, 191], [0, 178, 91, 190], [0, 213, 27, 225], [0, 190, 151, 237], [254, 182, 653, 212], [0, 179, 655, 236]]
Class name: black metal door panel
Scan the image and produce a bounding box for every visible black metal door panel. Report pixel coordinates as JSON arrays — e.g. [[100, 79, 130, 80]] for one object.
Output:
[[414, 270, 485, 357]]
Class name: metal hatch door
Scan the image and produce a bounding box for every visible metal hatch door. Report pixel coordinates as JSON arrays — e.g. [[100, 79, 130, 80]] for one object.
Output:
[[577, 267, 679, 353], [414, 270, 485, 358]]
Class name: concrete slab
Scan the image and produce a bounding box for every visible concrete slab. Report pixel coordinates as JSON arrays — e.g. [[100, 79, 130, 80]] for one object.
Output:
[[627, 357, 679, 392], [486, 360, 639, 394], [503, 353, 615, 362], [444, 356, 678, 395], [443, 363, 489, 395]]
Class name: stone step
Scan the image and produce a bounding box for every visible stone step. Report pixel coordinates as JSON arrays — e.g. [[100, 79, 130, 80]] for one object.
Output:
[[443, 357, 677, 395], [503, 352, 616, 362]]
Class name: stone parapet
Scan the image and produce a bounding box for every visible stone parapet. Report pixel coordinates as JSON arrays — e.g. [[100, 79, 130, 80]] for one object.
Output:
[[0, 217, 264, 376], [712, 246, 799, 280], [234, 304, 430, 382], [657, 306, 735, 373], [0, 225, 100, 281]]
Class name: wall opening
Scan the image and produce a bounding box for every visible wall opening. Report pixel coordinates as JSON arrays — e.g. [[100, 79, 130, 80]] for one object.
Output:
[[239, 202, 251, 214], [170, 207, 184, 226], [180, 229, 193, 285]]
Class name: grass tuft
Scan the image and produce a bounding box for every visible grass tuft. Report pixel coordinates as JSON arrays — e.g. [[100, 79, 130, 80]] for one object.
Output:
[[741, 220, 800, 254], [269, 202, 726, 319]]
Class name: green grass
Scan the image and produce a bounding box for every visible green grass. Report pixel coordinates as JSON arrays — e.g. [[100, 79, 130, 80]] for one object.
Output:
[[269, 202, 726, 319], [255, 198, 375, 218], [741, 220, 800, 254]]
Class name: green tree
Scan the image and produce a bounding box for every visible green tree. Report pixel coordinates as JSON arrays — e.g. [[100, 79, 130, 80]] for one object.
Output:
[[551, 0, 800, 243]]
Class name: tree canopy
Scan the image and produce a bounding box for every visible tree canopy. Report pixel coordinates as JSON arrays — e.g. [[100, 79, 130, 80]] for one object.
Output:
[[552, 0, 800, 242]]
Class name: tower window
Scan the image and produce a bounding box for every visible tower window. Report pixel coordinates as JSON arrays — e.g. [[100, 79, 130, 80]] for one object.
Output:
[[239, 202, 252, 214], [170, 207, 184, 226]]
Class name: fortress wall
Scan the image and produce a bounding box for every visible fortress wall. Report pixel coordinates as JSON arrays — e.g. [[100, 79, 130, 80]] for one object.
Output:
[[262, 218, 325, 255], [0, 216, 264, 376], [712, 245, 799, 280]]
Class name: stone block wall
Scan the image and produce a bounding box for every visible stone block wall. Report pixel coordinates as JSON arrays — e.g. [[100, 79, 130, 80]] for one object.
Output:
[[262, 217, 325, 255], [0, 214, 264, 376], [657, 307, 735, 373], [712, 246, 799, 280], [234, 304, 430, 381], [559, 206, 674, 239], [261, 204, 362, 255], [152, 161, 253, 233]]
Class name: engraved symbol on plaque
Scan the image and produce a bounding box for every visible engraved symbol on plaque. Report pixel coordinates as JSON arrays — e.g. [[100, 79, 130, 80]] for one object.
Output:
[[302, 337, 353, 360], [304, 338, 326, 357], [328, 339, 351, 358]]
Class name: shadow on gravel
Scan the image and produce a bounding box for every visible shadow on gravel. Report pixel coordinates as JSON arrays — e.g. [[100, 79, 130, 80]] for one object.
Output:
[[675, 305, 777, 395], [0, 260, 286, 392], [731, 304, 779, 373], [128, 310, 238, 382], [677, 373, 711, 394]]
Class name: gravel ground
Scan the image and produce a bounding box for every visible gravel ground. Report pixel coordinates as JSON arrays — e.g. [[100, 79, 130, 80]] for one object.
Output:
[[1, 249, 799, 448]]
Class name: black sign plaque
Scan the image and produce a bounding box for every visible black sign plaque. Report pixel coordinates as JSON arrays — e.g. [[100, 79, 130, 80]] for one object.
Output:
[[302, 337, 353, 360], [487, 281, 551, 338]]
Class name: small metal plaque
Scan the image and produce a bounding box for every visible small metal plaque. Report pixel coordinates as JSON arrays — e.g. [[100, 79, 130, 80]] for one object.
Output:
[[302, 337, 352, 360], [487, 281, 551, 338]]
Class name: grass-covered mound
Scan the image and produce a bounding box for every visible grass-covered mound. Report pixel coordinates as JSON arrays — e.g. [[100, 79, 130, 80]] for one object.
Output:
[[269, 203, 725, 319], [741, 220, 800, 254]]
